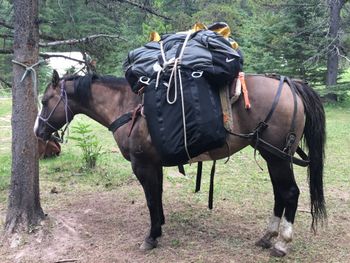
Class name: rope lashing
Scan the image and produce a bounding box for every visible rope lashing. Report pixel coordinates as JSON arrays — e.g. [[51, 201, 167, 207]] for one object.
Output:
[[12, 59, 46, 104]]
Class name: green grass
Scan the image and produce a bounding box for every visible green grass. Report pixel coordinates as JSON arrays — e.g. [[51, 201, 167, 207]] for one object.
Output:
[[341, 67, 350, 82], [0, 97, 350, 203], [0, 99, 135, 202], [37, 115, 135, 194], [0, 95, 350, 262], [0, 98, 11, 201], [0, 98, 11, 116]]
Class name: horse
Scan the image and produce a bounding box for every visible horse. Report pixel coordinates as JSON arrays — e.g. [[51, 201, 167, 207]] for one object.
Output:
[[34, 70, 326, 257]]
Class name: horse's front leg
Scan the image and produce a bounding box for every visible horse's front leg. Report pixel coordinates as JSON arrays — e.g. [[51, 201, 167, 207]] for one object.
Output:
[[131, 158, 164, 250]]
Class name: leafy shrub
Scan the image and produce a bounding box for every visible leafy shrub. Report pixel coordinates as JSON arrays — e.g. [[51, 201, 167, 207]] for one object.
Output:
[[69, 122, 103, 169]]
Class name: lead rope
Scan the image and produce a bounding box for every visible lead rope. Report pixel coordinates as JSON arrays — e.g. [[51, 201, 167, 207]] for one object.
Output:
[[12, 59, 46, 106]]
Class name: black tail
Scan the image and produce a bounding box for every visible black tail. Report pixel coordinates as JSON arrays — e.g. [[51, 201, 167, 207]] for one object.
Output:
[[294, 81, 326, 231]]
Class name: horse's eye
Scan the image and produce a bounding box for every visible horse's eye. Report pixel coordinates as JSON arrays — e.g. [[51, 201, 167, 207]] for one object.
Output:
[[41, 100, 47, 106]]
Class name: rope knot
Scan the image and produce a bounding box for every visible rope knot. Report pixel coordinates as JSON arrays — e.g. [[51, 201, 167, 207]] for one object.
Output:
[[12, 59, 46, 105]]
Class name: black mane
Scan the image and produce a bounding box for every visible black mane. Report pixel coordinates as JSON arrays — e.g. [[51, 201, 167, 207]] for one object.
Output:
[[63, 74, 128, 107]]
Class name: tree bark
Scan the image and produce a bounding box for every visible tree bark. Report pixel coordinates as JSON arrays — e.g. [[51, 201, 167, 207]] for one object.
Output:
[[5, 0, 44, 234], [326, 0, 345, 87]]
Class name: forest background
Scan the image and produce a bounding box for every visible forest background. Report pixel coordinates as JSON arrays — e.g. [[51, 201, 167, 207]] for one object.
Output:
[[1, 0, 350, 97], [0, 1, 350, 261]]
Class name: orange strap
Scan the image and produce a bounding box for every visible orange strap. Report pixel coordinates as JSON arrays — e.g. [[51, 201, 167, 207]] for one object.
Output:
[[239, 72, 251, 109]]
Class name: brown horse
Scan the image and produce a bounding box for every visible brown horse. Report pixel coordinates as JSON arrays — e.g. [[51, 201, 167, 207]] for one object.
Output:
[[35, 70, 326, 257]]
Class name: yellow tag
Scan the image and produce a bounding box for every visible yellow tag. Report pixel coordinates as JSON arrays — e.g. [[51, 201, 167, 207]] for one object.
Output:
[[149, 31, 161, 42], [230, 41, 239, 49], [211, 26, 231, 38], [192, 22, 207, 32]]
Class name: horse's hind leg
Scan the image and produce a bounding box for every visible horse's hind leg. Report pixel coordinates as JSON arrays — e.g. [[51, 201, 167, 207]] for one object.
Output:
[[256, 151, 300, 257], [131, 159, 164, 250], [255, 175, 283, 249]]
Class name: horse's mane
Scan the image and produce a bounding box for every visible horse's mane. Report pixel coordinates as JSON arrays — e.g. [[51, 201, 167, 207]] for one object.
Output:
[[63, 74, 128, 107]]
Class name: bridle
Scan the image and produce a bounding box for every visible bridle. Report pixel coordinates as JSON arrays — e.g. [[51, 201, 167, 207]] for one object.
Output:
[[38, 80, 74, 142]]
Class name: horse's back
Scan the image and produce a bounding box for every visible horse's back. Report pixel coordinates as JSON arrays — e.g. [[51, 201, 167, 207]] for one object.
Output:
[[202, 75, 305, 161], [235, 74, 305, 148]]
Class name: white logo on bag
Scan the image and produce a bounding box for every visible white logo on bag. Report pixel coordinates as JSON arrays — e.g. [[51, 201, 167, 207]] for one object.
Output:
[[153, 62, 162, 72], [226, 57, 236, 63]]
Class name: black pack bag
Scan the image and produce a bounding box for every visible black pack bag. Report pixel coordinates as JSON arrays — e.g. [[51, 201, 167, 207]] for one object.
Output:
[[161, 30, 241, 86], [124, 30, 241, 94], [123, 41, 160, 93], [144, 69, 226, 166]]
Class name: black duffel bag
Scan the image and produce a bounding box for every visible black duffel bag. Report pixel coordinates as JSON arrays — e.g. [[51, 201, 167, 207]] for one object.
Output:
[[124, 30, 241, 94], [123, 41, 160, 93], [160, 30, 240, 86], [144, 69, 227, 166]]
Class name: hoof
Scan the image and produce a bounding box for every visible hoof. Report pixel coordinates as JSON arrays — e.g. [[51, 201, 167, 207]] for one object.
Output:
[[270, 247, 286, 257], [140, 237, 158, 251], [255, 238, 272, 249]]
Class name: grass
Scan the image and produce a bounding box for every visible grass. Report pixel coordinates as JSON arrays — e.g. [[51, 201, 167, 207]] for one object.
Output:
[[341, 67, 350, 82], [0, 97, 349, 203], [0, 96, 350, 262], [0, 98, 11, 200], [0, 99, 135, 203]]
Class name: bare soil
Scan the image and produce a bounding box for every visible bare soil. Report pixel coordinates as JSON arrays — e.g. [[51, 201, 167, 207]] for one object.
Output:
[[1, 178, 350, 263]]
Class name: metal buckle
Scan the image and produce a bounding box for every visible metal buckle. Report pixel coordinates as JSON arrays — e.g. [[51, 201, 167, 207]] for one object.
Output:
[[139, 76, 151, 85], [191, 71, 203, 78]]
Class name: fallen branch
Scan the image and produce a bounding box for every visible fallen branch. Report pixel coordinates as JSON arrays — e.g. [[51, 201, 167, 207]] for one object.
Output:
[[39, 34, 126, 47]]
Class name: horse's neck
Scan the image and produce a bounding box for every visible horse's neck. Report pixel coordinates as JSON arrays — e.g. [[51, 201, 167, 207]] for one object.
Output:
[[80, 83, 139, 128]]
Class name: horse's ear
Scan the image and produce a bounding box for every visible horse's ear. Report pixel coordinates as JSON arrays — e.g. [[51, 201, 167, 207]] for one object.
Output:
[[52, 70, 60, 87]]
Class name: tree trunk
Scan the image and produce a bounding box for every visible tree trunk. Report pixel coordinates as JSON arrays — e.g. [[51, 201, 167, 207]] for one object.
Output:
[[326, 0, 345, 87], [5, 0, 44, 234]]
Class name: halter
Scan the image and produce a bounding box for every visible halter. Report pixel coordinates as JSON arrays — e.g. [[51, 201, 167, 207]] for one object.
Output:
[[39, 80, 74, 142]]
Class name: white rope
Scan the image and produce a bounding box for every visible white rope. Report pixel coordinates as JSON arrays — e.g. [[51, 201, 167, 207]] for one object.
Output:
[[166, 58, 179, 104], [177, 32, 192, 62], [178, 68, 191, 161], [160, 41, 167, 65], [165, 31, 192, 104], [12, 59, 46, 105], [158, 31, 193, 161]]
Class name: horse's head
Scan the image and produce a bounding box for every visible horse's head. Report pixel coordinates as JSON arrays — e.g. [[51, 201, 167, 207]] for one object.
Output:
[[34, 70, 74, 141]]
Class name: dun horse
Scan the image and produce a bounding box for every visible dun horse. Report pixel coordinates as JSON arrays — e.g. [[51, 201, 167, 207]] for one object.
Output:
[[35, 70, 326, 257]]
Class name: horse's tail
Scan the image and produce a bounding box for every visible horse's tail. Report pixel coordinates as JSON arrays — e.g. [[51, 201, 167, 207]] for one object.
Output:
[[294, 80, 326, 231]]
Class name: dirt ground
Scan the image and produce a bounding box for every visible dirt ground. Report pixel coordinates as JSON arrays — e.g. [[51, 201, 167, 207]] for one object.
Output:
[[1, 178, 350, 263]]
